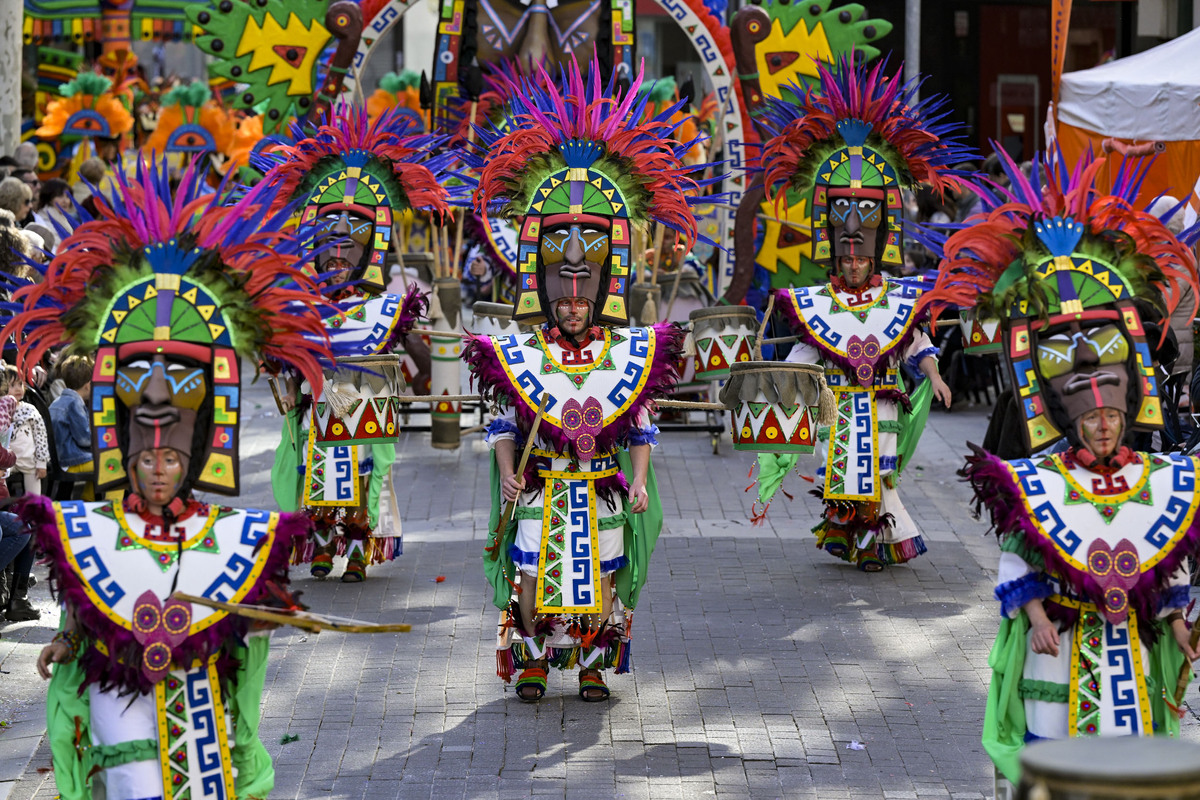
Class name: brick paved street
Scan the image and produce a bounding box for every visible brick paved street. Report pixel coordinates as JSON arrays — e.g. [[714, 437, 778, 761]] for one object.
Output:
[[2, 381, 1198, 799]]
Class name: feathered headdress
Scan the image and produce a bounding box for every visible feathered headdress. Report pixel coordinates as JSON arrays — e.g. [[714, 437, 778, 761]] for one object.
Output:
[[144, 82, 236, 156], [916, 148, 1200, 451], [758, 56, 976, 269], [35, 72, 134, 141], [259, 104, 452, 293], [462, 56, 718, 324], [917, 151, 1197, 324], [3, 161, 334, 496]]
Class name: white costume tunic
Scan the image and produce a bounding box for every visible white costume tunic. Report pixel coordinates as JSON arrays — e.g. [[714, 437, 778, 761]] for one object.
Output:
[[777, 276, 936, 558]]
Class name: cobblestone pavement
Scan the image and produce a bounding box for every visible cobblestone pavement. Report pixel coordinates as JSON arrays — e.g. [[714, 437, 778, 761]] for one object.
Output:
[[2, 384, 1198, 799]]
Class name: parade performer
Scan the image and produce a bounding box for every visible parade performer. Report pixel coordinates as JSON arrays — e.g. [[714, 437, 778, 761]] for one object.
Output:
[[262, 106, 449, 582], [918, 151, 1200, 781], [462, 58, 706, 702], [11, 163, 332, 800], [762, 59, 974, 570]]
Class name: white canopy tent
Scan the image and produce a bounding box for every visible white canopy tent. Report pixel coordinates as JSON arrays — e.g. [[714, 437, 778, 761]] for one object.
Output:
[[1058, 26, 1200, 140], [1056, 28, 1200, 217]]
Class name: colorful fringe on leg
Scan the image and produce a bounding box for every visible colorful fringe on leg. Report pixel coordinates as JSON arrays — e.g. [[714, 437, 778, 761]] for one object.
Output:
[[812, 516, 927, 569]]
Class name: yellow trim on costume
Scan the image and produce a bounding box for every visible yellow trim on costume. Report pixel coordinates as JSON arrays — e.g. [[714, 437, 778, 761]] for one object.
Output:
[[208, 659, 237, 797], [1127, 613, 1154, 736], [56, 505, 279, 638], [530, 446, 618, 460], [113, 502, 220, 555], [491, 328, 656, 429], [535, 478, 603, 616], [155, 656, 236, 799], [1068, 618, 1083, 736], [537, 465, 620, 480], [780, 284, 919, 360], [823, 385, 881, 502], [534, 328, 614, 375], [1050, 453, 1152, 508], [1006, 458, 1200, 572], [825, 278, 893, 316], [301, 416, 362, 507], [333, 298, 404, 356]]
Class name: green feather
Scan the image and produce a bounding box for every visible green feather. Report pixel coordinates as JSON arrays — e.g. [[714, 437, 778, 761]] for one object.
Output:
[[61, 73, 113, 99]]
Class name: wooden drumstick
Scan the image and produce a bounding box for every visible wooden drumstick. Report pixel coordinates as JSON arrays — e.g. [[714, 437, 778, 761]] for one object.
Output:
[[754, 294, 775, 361], [489, 392, 549, 561], [1173, 612, 1200, 708]]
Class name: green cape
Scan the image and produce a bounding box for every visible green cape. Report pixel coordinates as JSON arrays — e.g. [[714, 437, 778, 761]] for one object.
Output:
[[483, 449, 663, 611], [982, 612, 1188, 784], [47, 634, 274, 799]]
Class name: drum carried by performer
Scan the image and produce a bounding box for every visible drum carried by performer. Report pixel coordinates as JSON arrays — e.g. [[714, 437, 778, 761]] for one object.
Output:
[[261, 106, 449, 582], [759, 58, 976, 570], [461, 57, 719, 703]]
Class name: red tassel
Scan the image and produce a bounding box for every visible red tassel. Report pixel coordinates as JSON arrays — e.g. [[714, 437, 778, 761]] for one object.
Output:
[[497, 649, 515, 683]]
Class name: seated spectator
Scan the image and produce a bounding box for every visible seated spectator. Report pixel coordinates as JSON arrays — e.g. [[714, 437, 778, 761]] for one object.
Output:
[[49, 355, 93, 500]]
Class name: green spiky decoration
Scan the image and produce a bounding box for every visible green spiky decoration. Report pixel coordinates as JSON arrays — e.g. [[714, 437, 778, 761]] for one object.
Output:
[[186, 0, 333, 134]]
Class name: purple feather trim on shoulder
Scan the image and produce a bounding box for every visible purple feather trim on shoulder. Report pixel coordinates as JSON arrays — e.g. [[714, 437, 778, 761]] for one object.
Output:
[[466, 324, 685, 460], [963, 445, 1200, 629], [384, 285, 430, 352], [23, 495, 308, 696]]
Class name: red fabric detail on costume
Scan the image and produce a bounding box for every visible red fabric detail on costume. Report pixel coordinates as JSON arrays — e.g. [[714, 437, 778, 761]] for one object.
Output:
[[546, 325, 602, 351], [829, 272, 882, 294], [1065, 446, 1141, 474], [123, 493, 206, 523]]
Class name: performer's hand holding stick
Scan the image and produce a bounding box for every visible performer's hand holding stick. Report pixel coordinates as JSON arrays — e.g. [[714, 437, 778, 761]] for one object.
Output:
[[489, 393, 549, 561]]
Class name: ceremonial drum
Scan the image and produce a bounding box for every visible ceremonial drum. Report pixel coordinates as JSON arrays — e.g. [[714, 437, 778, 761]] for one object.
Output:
[[959, 309, 1002, 354], [1016, 738, 1200, 799], [720, 362, 824, 454], [314, 355, 406, 447], [469, 302, 523, 338], [690, 306, 758, 382]]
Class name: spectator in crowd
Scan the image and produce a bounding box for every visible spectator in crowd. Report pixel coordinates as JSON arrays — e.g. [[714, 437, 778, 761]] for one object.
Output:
[[74, 157, 110, 215], [0, 178, 34, 226], [0, 156, 17, 179], [915, 184, 955, 225], [13, 143, 39, 172], [0, 367, 42, 623], [33, 178, 74, 242], [11, 169, 40, 216], [48, 355, 93, 500], [5, 366, 49, 500]]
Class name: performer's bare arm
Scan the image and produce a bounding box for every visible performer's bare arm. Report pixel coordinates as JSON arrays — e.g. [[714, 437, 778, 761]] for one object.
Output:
[[1022, 598, 1059, 657], [919, 355, 952, 409], [628, 443, 650, 514], [496, 437, 525, 502]]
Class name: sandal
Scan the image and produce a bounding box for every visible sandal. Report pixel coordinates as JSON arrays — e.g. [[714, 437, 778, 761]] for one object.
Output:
[[857, 554, 885, 573], [341, 560, 367, 583], [310, 554, 333, 579], [515, 666, 548, 703], [820, 532, 849, 558], [578, 669, 610, 702]]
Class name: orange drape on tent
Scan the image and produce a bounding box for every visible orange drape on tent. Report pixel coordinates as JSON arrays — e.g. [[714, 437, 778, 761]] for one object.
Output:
[[1058, 120, 1200, 208]]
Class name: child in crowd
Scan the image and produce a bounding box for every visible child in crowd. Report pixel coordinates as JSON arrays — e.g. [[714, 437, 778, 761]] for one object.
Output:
[[48, 355, 93, 500], [4, 366, 49, 497]]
